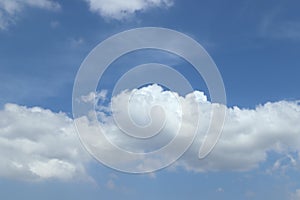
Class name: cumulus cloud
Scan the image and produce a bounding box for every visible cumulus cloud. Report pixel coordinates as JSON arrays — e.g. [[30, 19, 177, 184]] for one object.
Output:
[[0, 103, 90, 181], [84, 0, 174, 20], [0, 0, 60, 30], [179, 100, 300, 172], [79, 84, 300, 172], [1, 84, 300, 180]]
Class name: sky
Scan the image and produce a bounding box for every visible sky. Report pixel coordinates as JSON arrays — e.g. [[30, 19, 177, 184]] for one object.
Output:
[[0, 0, 300, 199]]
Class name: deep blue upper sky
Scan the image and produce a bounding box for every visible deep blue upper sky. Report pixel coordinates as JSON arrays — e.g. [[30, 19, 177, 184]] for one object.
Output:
[[1, 0, 299, 111]]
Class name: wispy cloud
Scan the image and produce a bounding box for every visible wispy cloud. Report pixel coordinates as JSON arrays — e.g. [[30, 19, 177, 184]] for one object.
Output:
[[259, 10, 300, 41], [291, 189, 300, 200], [69, 37, 85, 48], [0, 0, 60, 30], [50, 20, 60, 29]]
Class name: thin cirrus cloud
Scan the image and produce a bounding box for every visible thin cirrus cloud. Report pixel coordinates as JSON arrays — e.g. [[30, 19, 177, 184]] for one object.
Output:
[[83, 0, 174, 20], [1, 84, 299, 181], [259, 10, 300, 41], [0, 0, 60, 30]]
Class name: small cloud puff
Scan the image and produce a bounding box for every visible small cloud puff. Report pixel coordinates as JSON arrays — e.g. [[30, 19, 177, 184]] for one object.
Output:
[[84, 0, 174, 20]]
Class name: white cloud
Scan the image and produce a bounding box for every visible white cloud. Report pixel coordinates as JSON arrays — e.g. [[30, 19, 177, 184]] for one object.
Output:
[[1, 84, 300, 180], [84, 0, 174, 20], [82, 84, 300, 172], [0, 103, 90, 181], [0, 0, 60, 30], [180, 100, 300, 172]]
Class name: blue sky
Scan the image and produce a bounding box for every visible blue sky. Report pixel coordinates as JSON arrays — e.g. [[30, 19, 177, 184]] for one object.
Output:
[[1, 0, 300, 199]]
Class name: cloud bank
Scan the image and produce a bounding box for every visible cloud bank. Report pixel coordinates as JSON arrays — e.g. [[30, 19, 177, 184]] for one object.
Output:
[[0, 0, 60, 30], [84, 0, 174, 20], [1, 84, 300, 180]]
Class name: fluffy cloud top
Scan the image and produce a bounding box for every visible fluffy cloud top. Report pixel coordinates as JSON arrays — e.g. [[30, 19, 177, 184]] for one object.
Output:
[[182, 99, 300, 172], [1, 84, 300, 180], [80, 84, 300, 172], [84, 0, 174, 20], [0, 103, 89, 181], [0, 0, 60, 30]]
